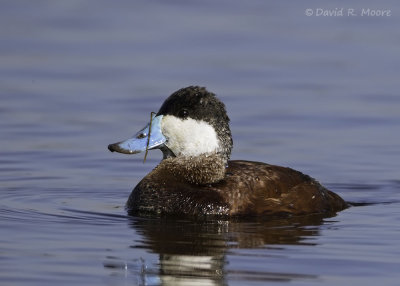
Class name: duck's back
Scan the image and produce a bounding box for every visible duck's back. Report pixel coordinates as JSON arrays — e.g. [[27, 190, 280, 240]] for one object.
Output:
[[213, 160, 347, 216], [126, 160, 347, 217]]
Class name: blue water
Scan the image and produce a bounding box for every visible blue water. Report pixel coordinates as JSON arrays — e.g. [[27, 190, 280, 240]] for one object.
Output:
[[1, 1, 400, 285]]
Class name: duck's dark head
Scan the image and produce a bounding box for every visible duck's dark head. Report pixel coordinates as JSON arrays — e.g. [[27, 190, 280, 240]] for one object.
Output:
[[108, 86, 233, 165]]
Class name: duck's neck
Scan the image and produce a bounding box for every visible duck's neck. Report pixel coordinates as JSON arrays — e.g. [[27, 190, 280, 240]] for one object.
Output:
[[156, 153, 227, 185]]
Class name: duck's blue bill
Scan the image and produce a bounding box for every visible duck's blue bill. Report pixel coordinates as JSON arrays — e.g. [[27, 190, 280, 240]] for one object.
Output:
[[108, 115, 166, 154]]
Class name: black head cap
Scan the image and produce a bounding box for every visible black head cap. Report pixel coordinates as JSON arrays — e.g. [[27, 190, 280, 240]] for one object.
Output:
[[157, 86, 233, 161]]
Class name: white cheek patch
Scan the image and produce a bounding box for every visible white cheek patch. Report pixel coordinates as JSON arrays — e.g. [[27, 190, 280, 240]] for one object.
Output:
[[161, 115, 220, 157]]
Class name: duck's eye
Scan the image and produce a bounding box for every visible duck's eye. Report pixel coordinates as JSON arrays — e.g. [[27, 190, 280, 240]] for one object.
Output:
[[178, 109, 189, 119]]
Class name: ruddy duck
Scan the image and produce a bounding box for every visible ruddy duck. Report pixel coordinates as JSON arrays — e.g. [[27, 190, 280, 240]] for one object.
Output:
[[108, 86, 347, 217]]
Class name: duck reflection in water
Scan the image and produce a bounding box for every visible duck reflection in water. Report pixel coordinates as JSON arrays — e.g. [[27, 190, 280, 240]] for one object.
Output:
[[106, 214, 331, 285]]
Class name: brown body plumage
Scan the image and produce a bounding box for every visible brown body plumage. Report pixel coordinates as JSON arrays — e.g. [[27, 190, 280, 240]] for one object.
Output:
[[126, 156, 347, 217]]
